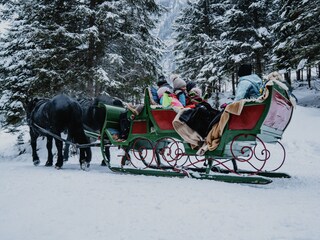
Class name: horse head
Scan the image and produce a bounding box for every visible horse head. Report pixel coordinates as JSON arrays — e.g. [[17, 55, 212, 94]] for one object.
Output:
[[25, 97, 49, 125], [25, 97, 39, 119], [85, 94, 123, 131]]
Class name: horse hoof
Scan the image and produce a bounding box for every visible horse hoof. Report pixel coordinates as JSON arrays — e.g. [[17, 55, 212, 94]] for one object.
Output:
[[121, 157, 131, 166], [33, 160, 40, 166], [55, 165, 62, 170], [101, 160, 108, 166], [80, 162, 90, 171], [45, 161, 53, 167], [55, 163, 63, 169]]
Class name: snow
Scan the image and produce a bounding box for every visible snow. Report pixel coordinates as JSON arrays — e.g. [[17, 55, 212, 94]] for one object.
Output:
[[297, 59, 308, 70], [1, 87, 320, 240], [0, 20, 10, 35], [292, 81, 320, 108]]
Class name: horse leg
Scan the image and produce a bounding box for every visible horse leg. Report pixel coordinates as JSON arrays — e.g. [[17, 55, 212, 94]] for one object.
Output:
[[45, 136, 53, 166], [121, 147, 131, 166], [78, 134, 92, 170], [63, 134, 75, 162], [63, 142, 70, 162], [86, 146, 92, 164], [80, 145, 92, 170], [30, 129, 40, 166], [54, 137, 64, 169], [68, 128, 91, 169], [101, 146, 110, 166]]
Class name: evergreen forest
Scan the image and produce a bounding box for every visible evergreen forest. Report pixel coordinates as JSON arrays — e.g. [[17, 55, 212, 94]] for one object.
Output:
[[0, 0, 319, 127]]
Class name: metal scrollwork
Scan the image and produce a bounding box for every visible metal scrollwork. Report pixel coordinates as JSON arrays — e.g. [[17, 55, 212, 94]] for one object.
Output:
[[229, 134, 286, 174]]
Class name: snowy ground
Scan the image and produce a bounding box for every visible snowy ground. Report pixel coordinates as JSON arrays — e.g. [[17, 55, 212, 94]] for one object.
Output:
[[1, 87, 320, 240]]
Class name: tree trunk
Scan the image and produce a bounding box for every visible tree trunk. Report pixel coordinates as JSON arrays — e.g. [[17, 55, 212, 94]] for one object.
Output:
[[232, 72, 236, 97], [214, 91, 219, 109], [284, 70, 291, 87], [307, 67, 311, 88], [318, 63, 320, 78], [255, 54, 263, 78], [296, 70, 301, 81]]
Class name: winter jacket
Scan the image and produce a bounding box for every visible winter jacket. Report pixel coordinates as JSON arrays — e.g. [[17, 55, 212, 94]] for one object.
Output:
[[174, 89, 187, 106], [159, 93, 183, 108], [150, 86, 160, 103], [234, 74, 263, 101]]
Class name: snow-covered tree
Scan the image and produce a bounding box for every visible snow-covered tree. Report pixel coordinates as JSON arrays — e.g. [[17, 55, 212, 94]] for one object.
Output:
[[0, 0, 89, 122], [195, 0, 228, 91], [174, 0, 208, 81], [272, 0, 320, 83], [220, 0, 273, 78], [98, 0, 164, 102], [173, 0, 230, 107], [173, 0, 274, 100], [0, 1, 39, 125], [0, 0, 164, 125], [174, 0, 226, 85]]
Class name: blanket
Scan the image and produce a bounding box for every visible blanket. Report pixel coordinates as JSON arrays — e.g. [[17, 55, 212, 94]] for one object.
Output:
[[172, 108, 204, 149]]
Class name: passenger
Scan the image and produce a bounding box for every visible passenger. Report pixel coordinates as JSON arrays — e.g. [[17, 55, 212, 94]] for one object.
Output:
[[157, 76, 172, 93], [157, 77, 173, 106], [234, 64, 263, 101], [185, 80, 207, 107], [150, 75, 171, 104], [150, 85, 160, 104], [186, 81, 196, 93], [187, 87, 204, 106], [171, 74, 187, 107]]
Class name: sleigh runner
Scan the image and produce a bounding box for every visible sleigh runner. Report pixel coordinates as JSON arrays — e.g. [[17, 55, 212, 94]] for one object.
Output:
[[96, 80, 294, 184]]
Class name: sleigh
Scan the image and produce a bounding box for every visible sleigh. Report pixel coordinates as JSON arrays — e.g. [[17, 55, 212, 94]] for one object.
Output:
[[96, 80, 294, 184]]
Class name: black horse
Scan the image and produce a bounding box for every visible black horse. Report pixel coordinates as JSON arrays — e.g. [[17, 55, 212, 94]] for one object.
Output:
[[26, 94, 92, 169], [64, 94, 125, 166], [80, 95, 123, 133]]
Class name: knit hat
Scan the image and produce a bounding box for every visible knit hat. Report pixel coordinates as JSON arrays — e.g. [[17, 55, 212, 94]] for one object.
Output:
[[189, 87, 202, 97], [171, 75, 186, 89], [157, 75, 167, 87], [186, 81, 196, 92], [157, 80, 167, 87], [238, 64, 252, 77], [157, 86, 172, 98], [158, 75, 165, 81]]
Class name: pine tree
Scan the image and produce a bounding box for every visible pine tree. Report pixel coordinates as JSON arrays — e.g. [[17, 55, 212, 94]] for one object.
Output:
[[0, 1, 87, 92], [174, 0, 208, 81], [100, 0, 164, 102], [174, 1, 224, 82], [173, 0, 230, 106], [0, 0, 164, 125], [0, 1, 36, 125], [272, 0, 299, 80], [272, 0, 320, 82], [220, 0, 273, 77], [195, 0, 228, 92]]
